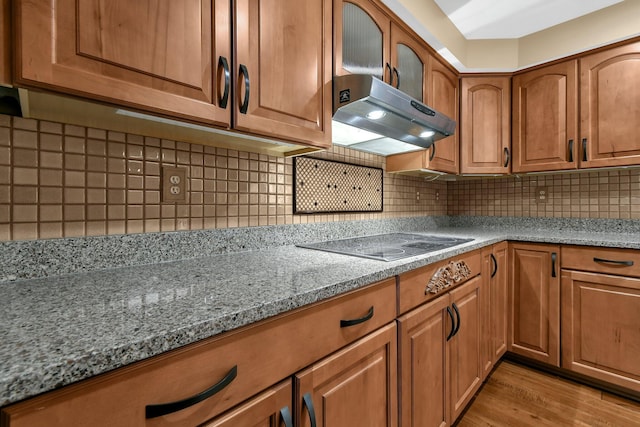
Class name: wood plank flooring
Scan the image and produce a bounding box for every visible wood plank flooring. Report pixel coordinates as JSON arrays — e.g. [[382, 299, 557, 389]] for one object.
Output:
[[455, 360, 640, 427]]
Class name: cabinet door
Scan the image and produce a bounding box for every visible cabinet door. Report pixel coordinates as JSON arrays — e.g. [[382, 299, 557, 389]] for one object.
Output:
[[1, 0, 9, 85], [397, 295, 450, 427], [491, 242, 508, 364], [580, 42, 640, 168], [460, 77, 511, 174], [448, 276, 482, 422], [295, 323, 398, 427], [427, 59, 460, 174], [334, 0, 391, 82], [480, 247, 493, 378], [203, 380, 293, 427], [235, 0, 332, 149], [390, 22, 428, 101], [15, 0, 230, 126], [561, 270, 640, 393], [512, 61, 579, 173], [509, 242, 560, 366]]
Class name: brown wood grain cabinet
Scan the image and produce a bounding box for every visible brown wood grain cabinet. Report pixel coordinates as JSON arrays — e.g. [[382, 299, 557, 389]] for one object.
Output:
[[580, 41, 640, 168], [13, 0, 331, 150], [480, 242, 508, 378], [0, 0, 10, 86], [561, 246, 640, 394], [512, 61, 579, 173], [460, 76, 511, 174], [397, 251, 483, 427], [509, 242, 560, 367], [1, 279, 396, 427]]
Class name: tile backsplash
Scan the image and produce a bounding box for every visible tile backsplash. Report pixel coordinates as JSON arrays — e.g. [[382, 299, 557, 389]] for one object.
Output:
[[0, 114, 446, 241], [447, 170, 640, 219]]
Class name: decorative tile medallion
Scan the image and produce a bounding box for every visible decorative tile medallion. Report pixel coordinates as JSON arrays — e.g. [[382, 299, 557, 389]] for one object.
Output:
[[293, 157, 383, 213]]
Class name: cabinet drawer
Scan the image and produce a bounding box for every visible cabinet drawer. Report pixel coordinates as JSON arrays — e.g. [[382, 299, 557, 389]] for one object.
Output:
[[562, 246, 640, 278], [1, 279, 396, 427], [397, 250, 482, 314]]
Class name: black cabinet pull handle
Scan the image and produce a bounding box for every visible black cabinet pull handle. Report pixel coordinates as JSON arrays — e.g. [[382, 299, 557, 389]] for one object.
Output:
[[145, 365, 237, 419], [594, 257, 634, 266], [446, 305, 455, 341], [429, 143, 436, 161], [218, 56, 230, 109], [386, 63, 392, 85], [504, 147, 510, 168], [280, 406, 293, 427], [302, 393, 317, 427], [490, 253, 498, 278], [239, 64, 250, 114], [568, 139, 574, 163], [551, 252, 557, 278], [582, 138, 588, 162], [393, 67, 400, 89], [340, 306, 374, 328], [452, 303, 461, 337]]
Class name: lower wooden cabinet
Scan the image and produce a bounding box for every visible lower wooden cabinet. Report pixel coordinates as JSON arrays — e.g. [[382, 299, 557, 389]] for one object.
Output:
[[509, 242, 560, 366], [398, 276, 482, 427], [480, 242, 508, 378], [561, 251, 640, 393], [295, 323, 398, 427]]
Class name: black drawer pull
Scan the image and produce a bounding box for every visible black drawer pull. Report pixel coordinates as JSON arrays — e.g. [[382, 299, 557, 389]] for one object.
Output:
[[594, 257, 634, 266], [218, 56, 230, 109], [446, 305, 455, 341], [429, 143, 436, 161], [504, 147, 510, 168], [280, 406, 293, 427], [340, 306, 374, 328], [145, 365, 237, 419], [303, 392, 317, 427], [490, 253, 498, 278], [551, 252, 557, 278], [582, 138, 588, 162], [393, 67, 400, 89], [386, 63, 392, 85], [239, 64, 250, 114], [568, 139, 574, 163], [451, 303, 461, 337]]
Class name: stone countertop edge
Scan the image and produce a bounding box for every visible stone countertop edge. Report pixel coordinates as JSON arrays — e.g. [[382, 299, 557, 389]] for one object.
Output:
[[2, 225, 640, 407]]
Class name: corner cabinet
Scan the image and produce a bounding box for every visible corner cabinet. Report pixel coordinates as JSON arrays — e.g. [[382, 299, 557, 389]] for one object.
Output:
[[512, 60, 579, 173], [460, 76, 511, 174], [14, 0, 332, 150], [509, 242, 560, 366], [580, 42, 640, 168]]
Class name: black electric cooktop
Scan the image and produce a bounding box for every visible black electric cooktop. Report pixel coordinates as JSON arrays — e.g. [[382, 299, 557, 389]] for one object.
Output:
[[297, 233, 474, 262]]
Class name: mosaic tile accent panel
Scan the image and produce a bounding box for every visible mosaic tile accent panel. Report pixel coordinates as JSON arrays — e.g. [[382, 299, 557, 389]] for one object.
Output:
[[294, 157, 383, 213]]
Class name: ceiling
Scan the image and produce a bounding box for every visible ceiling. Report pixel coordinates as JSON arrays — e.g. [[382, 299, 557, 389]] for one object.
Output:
[[433, 0, 623, 39], [383, 0, 640, 71]]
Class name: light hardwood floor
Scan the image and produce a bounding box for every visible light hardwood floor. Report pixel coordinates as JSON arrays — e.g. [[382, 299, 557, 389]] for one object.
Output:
[[455, 360, 640, 426]]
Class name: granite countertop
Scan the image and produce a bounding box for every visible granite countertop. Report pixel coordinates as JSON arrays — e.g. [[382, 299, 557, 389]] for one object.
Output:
[[2, 220, 640, 407]]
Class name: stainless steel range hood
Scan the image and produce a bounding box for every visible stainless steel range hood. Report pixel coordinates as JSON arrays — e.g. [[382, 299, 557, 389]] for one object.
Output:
[[332, 74, 456, 156]]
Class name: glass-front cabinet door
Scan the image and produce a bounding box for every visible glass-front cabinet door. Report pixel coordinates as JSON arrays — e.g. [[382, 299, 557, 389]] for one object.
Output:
[[390, 22, 428, 102]]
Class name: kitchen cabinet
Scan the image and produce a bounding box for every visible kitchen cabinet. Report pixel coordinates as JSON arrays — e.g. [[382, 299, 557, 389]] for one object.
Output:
[[295, 323, 398, 427], [512, 61, 579, 173], [480, 242, 508, 378], [13, 0, 331, 150], [561, 246, 640, 393], [0, 0, 9, 86], [460, 76, 511, 174], [335, 0, 428, 97], [1, 278, 396, 427], [509, 242, 560, 366], [580, 42, 640, 168], [397, 250, 483, 427]]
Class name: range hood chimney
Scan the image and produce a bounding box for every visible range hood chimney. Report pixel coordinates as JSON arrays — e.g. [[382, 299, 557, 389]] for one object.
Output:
[[332, 74, 456, 156]]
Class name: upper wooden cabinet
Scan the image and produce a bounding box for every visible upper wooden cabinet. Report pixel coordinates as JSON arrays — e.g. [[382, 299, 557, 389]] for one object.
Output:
[[580, 42, 640, 168], [16, 0, 230, 126], [234, 0, 332, 148], [390, 22, 428, 101], [512, 61, 579, 173], [460, 76, 511, 174], [1, 0, 10, 86], [13, 0, 331, 151]]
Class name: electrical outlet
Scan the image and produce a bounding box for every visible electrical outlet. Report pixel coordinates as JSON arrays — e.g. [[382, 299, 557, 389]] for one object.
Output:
[[162, 166, 187, 203], [416, 191, 420, 202], [535, 186, 549, 204]]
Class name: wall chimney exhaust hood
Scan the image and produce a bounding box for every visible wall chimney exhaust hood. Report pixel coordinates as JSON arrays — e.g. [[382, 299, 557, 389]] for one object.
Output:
[[332, 74, 456, 156]]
